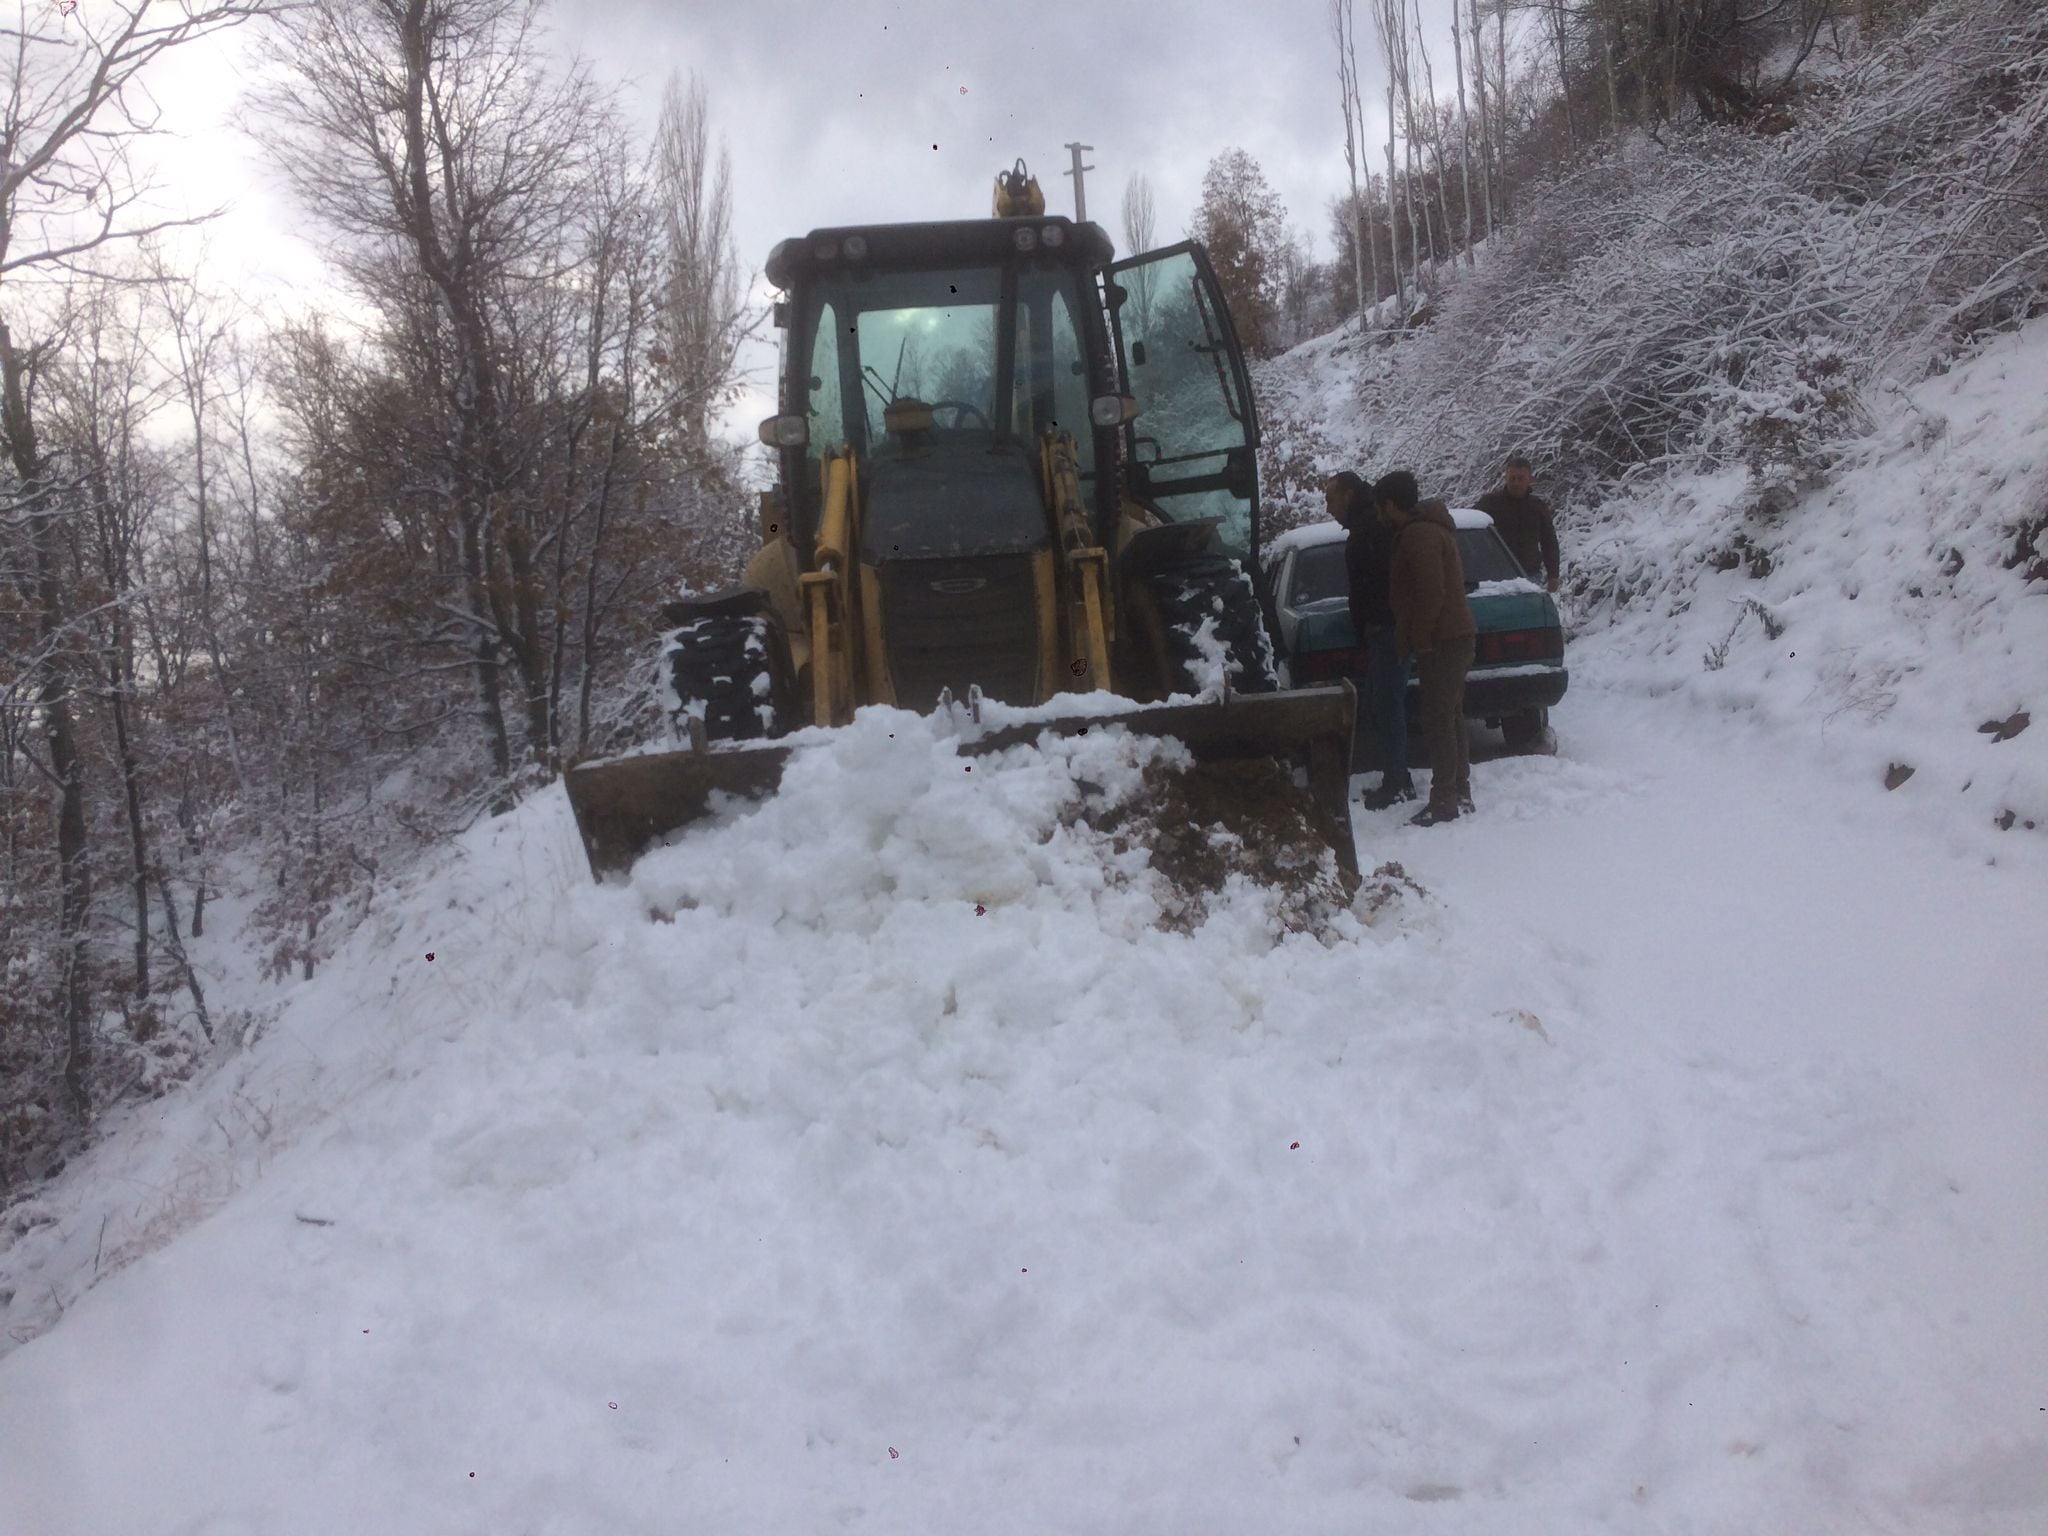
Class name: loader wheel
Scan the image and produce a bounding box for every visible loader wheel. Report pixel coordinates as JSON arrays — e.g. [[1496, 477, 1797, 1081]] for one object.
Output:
[[1126, 558, 1280, 699], [662, 613, 796, 742]]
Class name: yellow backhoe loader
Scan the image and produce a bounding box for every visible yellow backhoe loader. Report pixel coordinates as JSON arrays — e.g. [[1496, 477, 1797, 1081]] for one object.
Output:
[[565, 161, 1360, 882]]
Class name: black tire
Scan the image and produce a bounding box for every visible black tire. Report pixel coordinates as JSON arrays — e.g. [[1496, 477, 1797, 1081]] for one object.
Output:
[[661, 613, 797, 742], [1127, 557, 1281, 698], [1501, 707, 1548, 752]]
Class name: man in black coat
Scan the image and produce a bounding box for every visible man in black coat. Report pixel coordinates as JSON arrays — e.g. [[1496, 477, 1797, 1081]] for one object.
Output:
[[1325, 471, 1415, 809], [1474, 454, 1561, 592]]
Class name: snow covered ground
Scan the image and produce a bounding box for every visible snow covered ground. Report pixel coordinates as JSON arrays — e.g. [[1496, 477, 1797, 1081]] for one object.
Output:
[[1, 662, 2044, 1534], [5, 302, 2046, 1535]]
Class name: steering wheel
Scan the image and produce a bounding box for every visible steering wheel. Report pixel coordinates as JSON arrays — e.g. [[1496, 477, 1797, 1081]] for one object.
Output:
[[926, 399, 992, 431]]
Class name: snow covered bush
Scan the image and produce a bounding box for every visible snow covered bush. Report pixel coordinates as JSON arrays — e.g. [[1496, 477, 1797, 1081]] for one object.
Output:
[[1344, 0, 2047, 525]]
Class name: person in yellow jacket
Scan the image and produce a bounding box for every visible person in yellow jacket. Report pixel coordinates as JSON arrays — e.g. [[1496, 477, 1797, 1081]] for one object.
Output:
[[1374, 469, 1477, 825]]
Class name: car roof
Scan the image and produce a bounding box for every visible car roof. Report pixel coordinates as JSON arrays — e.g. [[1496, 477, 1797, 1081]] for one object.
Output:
[[1268, 508, 1496, 558], [1266, 520, 1347, 559]]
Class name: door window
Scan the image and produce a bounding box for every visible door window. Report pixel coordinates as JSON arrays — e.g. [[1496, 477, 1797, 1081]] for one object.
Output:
[[1456, 527, 1526, 587], [805, 301, 845, 458], [1010, 269, 1096, 476], [1107, 243, 1259, 558], [1117, 249, 1246, 457], [1288, 544, 1351, 606]]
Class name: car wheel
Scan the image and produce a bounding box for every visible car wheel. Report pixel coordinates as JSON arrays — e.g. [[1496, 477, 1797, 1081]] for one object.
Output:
[[1501, 708, 1548, 752]]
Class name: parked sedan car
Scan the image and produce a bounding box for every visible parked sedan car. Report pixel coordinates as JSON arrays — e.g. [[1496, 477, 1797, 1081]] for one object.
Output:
[[1260, 509, 1567, 753]]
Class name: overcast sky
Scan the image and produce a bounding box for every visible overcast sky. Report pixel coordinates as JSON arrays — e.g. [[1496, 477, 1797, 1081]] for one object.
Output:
[[144, 0, 1479, 442], [570, 0, 1470, 263]]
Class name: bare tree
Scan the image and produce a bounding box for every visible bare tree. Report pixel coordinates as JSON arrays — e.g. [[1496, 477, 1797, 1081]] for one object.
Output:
[[1330, 0, 1376, 318], [1119, 171, 1156, 257], [1453, 2, 1478, 261], [1496, 0, 1511, 220], [258, 0, 610, 780], [1119, 172, 1158, 335], [1278, 231, 1318, 346], [652, 70, 751, 452], [1547, 0, 1578, 141], [1384, 83, 1404, 314], [44, 275, 163, 1003], [1413, 0, 1459, 270], [1368, 0, 1423, 298], [1468, 0, 1496, 242], [145, 248, 247, 793], [1, 0, 273, 1120]]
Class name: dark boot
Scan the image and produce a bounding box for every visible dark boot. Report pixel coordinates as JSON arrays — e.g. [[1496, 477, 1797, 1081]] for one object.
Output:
[[1410, 801, 1460, 827], [1362, 776, 1417, 811]]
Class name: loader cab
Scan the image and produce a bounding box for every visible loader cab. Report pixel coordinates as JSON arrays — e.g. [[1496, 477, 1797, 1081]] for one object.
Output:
[[757, 214, 1265, 711], [764, 218, 1124, 707], [767, 219, 1119, 567], [763, 220, 1262, 570]]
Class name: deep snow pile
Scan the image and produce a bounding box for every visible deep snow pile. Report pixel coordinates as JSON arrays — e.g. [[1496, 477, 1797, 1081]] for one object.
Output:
[[2, 687, 2045, 1533], [0, 714, 1371, 1360]]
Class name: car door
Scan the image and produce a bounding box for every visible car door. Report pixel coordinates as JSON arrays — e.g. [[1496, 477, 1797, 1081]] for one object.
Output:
[[1276, 550, 1306, 656], [1104, 242, 1261, 562]]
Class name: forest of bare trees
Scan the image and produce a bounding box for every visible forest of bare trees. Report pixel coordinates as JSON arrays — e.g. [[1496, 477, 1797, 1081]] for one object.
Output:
[[1316, 0, 1934, 326], [1, 0, 755, 1188]]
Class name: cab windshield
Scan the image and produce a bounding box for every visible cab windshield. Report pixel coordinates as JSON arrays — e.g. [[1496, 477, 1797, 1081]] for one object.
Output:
[[793, 261, 1098, 477]]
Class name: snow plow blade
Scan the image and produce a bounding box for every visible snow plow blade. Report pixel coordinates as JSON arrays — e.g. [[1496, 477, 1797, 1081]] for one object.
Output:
[[564, 682, 1360, 884]]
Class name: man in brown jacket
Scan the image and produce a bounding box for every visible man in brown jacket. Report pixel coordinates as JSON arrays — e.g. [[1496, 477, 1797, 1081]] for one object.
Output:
[[1474, 454, 1561, 592], [1375, 469, 1476, 825]]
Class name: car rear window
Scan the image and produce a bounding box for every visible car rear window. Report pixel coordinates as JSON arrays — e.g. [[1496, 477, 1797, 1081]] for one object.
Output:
[[1288, 544, 1349, 605], [1456, 527, 1525, 586]]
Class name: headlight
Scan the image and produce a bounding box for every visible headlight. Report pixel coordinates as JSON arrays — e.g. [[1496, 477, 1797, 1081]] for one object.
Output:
[[1040, 224, 1065, 248], [843, 235, 869, 260], [1013, 226, 1038, 252], [813, 240, 837, 260]]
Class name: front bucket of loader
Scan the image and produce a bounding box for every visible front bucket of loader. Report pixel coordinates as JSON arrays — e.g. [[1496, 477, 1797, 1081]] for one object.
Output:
[[960, 682, 1362, 884], [564, 681, 1360, 884], [564, 741, 796, 880]]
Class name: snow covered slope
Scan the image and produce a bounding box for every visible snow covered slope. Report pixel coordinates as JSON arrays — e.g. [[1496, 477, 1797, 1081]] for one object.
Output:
[[1260, 308, 2048, 857], [1576, 315, 2048, 849], [2, 679, 2045, 1532]]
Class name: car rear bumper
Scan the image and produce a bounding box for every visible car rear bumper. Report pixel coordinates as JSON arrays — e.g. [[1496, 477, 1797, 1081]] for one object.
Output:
[[1294, 659, 1568, 724], [1457, 664, 1568, 720]]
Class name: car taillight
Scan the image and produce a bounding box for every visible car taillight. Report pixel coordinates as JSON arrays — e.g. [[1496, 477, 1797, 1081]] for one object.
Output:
[[1294, 646, 1368, 682], [1476, 628, 1563, 664]]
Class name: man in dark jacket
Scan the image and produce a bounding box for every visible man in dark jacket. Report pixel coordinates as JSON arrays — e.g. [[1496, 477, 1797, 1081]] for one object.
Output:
[[1377, 469, 1477, 825], [1474, 455, 1560, 591], [1325, 472, 1415, 809]]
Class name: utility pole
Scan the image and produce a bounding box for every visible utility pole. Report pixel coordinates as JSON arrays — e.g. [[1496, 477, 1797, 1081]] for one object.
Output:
[[1062, 141, 1095, 221]]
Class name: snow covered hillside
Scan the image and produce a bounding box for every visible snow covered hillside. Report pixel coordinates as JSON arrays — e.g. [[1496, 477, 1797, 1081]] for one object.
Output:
[[1259, 307, 2048, 856]]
